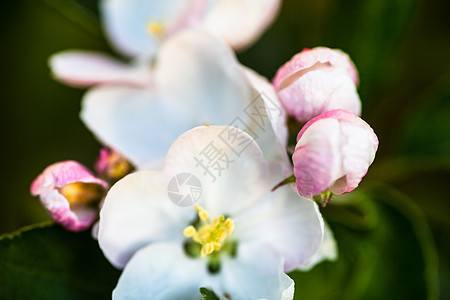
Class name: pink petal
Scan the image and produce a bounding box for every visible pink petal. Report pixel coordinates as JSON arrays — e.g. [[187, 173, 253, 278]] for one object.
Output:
[[293, 118, 342, 197], [30, 161, 107, 231], [49, 51, 152, 87], [294, 110, 378, 196], [31, 161, 107, 195], [273, 47, 360, 122], [273, 47, 359, 88]]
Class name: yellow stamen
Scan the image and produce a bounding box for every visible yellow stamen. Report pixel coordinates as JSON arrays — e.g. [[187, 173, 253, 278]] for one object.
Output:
[[195, 204, 209, 221], [201, 243, 215, 257], [213, 242, 222, 250], [212, 217, 220, 227], [183, 225, 197, 238], [147, 21, 165, 38], [185, 205, 235, 258], [224, 218, 235, 234], [216, 228, 227, 243]]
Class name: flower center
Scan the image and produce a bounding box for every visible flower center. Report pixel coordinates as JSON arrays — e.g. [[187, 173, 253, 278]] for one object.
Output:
[[183, 204, 235, 258], [59, 182, 104, 208], [147, 21, 166, 38]]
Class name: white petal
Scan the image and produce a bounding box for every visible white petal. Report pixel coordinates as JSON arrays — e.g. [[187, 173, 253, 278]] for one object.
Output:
[[82, 30, 262, 170], [202, 0, 281, 50], [49, 51, 151, 87], [81, 85, 192, 169], [242, 66, 288, 148], [101, 0, 200, 58], [220, 242, 294, 300], [98, 171, 193, 268], [155, 30, 253, 126], [242, 66, 291, 178], [297, 221, 338, 271], [113, 242, 210, 300], [163, 126, 272, 218], [233, 186, 324, 271]]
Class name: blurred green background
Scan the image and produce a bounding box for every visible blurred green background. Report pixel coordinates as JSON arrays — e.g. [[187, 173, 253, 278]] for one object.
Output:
[[0, 0, 449, 299]]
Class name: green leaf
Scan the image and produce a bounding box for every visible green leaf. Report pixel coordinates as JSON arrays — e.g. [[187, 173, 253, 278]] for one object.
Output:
[[200, 287, 220, 300], [0, 223, 120, 300], [290, 184, 439, 300]]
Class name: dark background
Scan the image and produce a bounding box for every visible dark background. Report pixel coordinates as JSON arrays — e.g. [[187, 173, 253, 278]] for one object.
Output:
[[1, 0, 449, 298]]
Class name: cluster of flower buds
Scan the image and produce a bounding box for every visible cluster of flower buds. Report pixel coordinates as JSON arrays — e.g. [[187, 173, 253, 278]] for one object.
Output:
[[273, 47, 378, 205]]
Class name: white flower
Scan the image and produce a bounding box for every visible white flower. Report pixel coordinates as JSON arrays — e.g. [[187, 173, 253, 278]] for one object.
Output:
[[51, 30, 288, 172], [50, 0, 282, 86], [98, 126, 324, 299], [101, 0, 281, 58]]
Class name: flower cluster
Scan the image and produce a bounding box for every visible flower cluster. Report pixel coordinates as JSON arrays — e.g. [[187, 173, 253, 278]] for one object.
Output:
[[31, 1, 378, 299]]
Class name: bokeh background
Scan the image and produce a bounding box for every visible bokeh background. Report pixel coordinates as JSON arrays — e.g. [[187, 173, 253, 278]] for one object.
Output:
[[1, 0, 449, 299]]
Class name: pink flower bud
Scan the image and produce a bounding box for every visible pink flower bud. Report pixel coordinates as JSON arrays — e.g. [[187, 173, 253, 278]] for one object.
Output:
[[31, 161, 108, 232], [273, 47, 361, 122], [95, 148, 134, 182], [293, 110, 378, 198]]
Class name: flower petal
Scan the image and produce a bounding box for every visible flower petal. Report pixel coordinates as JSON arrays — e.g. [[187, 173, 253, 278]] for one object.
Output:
[[31, 161, 107, 194], [49, 51, 151, 87], [163, 126, 272, 218], [202, 0, 281, 50], [81, 85, 192, 169], [273, 47, 359, 88], [38, 190, 98, 232], [242, 66, 289, 152], [113, 242, 211, 300], [100, 0, 202, 58], [277, 67, 361, 122], [293, 118, 342, 197], [155, 29, 253, 126], [81, 30, 262, 170], [295, 110, 379, 195], [273, 47, 361, 122], [30, 161, 107, 231], [220, 242, 294, 300], [297, 221, 338, 271], [334, 117, 378, 193], [98, 171, 193, 268], [233, 186, 324, 271]]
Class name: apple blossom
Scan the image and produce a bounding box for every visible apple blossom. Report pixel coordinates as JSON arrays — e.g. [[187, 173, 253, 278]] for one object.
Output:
[[293, 109, 378, 199], [30, 161, 108, 232], [98, 126, 324, 299], [101, 0, 282, 58], [273, 47, 361, 122], [64, 30, 288, 171], [49, 0, 282, 87]]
